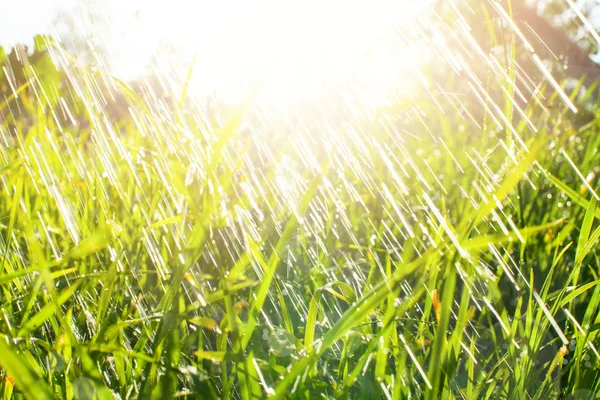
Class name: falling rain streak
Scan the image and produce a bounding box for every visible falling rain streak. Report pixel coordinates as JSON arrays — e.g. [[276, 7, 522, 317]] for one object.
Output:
[[0, 0, 598, 397]]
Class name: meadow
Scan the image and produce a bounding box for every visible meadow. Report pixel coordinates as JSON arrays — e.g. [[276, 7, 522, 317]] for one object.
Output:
[[1, 3, 600, 399]]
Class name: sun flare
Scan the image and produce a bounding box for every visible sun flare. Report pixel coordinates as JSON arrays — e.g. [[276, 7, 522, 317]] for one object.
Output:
[[78, 0, 432, 107]]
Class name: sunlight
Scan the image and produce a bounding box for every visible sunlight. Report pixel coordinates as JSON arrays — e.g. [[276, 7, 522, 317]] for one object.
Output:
[[93, 0, 432, 107], [3, 0, 598, 396]]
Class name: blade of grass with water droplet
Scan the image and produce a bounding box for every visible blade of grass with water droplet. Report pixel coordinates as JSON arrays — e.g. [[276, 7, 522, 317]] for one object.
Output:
[[545, 171, 600, 219]]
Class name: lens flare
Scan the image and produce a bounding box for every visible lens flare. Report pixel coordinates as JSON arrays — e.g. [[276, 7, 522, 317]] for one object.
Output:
[[68, 0, 432, 107]]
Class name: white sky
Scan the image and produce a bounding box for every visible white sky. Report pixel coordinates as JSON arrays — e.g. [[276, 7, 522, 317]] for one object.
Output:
[[1, 0, 430, 105], [0, 0, 75, 48]]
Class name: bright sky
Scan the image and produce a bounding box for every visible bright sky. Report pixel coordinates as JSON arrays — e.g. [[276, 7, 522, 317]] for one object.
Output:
[[0, 0, 75, 48], [2, 0, 431, 106]]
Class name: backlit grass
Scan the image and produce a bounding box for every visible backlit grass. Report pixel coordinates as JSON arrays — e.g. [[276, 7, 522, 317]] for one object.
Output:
[[1, 17, 600, 400]]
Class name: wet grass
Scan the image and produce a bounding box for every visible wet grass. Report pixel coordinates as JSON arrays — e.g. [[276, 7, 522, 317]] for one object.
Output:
[[1, 37, 600, 400]]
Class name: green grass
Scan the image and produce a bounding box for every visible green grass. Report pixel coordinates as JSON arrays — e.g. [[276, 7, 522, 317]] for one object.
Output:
[[1, 22, 600, 400]]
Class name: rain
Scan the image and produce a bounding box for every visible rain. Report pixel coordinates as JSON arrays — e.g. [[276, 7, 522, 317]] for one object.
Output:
[[1, 0, 600, 398]]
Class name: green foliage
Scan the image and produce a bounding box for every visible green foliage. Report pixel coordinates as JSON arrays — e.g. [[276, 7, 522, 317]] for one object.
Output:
[[1, 15, 600, 400]]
